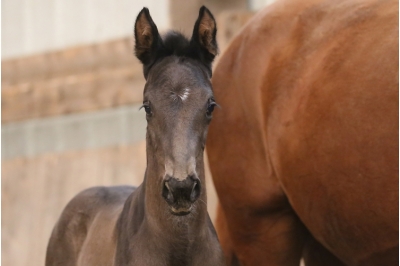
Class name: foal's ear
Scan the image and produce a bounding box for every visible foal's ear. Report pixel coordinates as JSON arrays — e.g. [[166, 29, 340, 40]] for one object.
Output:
[[134, 8, 162, 67], [190, 6, 218, 65]]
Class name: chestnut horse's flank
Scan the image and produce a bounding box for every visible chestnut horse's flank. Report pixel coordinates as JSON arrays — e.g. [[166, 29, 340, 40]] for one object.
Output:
[[207, 0, 398, 265], [46, 7, 224, 266]]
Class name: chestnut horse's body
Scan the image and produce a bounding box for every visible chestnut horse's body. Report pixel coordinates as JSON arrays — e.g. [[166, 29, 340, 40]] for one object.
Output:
[[207, 0, 398, 265]]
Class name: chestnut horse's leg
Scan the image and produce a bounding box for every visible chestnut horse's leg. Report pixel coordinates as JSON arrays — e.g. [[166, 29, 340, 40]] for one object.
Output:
[[208, 127, 307, 265], [216, 197, 307, 266], [215, 204, 241, 266], [232, 210, 306, 266], [302, 235, 346, 266]]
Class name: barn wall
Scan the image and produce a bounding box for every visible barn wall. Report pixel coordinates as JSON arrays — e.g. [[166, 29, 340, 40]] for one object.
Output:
[[1, 0, 169, 59], [2, 39, 150, 266], [2, 1, 255, 265]]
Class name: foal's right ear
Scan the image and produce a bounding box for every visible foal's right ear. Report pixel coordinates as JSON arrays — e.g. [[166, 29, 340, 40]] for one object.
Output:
[[134, 8, 162, 67]]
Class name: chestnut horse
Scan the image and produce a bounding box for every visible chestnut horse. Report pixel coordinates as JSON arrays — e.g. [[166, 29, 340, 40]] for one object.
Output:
[[46, 7, 224, 266], [207, 0, 398, 265]]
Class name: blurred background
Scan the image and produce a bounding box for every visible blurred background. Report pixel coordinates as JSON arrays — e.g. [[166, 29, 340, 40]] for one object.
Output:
[[2, 0, 275, 265]]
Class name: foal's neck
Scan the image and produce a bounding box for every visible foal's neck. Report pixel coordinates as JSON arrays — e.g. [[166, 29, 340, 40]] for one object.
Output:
[[116, 138, 210, 246]]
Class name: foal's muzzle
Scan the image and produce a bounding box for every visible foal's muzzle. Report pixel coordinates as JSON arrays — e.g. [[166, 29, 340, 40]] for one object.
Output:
[[162, 175, 201, 215]]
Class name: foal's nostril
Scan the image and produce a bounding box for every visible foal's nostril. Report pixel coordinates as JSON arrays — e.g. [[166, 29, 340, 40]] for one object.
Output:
[[162, 180, 174, 204], [190, 180, 201, 202], [162, 176, 201, 205]]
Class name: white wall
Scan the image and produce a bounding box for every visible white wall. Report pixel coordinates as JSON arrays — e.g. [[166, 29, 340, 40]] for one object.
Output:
[[2, 0, 169, 59], [248, 0, 276, 10]]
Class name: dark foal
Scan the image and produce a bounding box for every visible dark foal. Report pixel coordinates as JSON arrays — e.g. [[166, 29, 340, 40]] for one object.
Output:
[[45, 7, 224, 266]]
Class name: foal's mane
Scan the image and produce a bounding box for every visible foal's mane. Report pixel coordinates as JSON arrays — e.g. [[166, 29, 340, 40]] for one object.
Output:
[[151, 30, 215, 76], [162, 31, 192, 57]]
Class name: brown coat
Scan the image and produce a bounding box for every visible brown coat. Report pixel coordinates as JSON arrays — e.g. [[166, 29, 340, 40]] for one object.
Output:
[[207, 0, 398, 265]]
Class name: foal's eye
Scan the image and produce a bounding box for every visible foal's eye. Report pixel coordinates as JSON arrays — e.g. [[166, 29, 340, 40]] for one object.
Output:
[[140, 102, 152, 116], [144, 106, 151, 114], [206, 100, 217, 117]]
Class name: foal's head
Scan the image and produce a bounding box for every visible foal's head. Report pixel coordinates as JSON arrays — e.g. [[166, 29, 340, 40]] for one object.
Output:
[[134, 7, 218, 216]]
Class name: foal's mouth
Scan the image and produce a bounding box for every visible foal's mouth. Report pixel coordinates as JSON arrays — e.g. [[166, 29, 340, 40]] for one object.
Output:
[[170, 205, 193, 216]]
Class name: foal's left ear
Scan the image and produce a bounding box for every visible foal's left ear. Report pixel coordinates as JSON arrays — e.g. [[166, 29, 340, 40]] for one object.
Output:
[[190, 6, 218, 66]]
